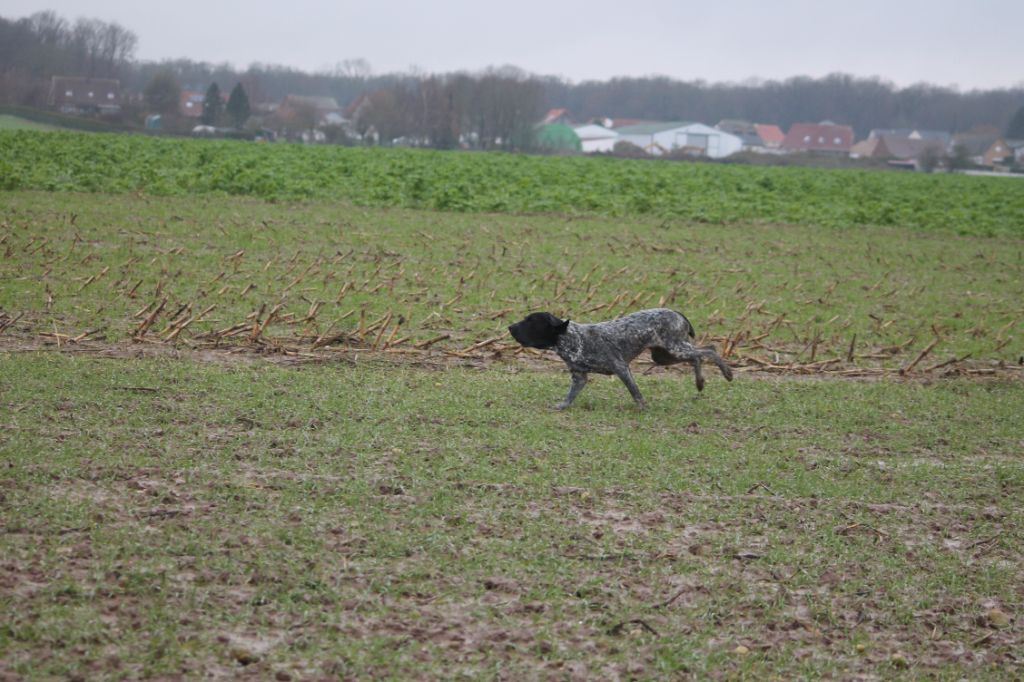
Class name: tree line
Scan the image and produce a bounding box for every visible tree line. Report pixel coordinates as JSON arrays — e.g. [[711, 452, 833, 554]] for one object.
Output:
[[544, 74, 1024, 139], [3, 9, 1023, 143], [352, 69, 545, 150], [1, 10, 137, 105]]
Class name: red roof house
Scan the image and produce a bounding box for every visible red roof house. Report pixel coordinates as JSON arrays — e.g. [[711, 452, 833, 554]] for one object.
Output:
[[754, 124, 785, 148], [782, 122, 854, 153], [541, 108, 572, 125], [608, 118, 651, 129], [180, 91, 206, 118]]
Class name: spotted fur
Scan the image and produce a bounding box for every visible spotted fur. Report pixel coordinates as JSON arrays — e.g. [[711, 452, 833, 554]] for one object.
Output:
[[509, 308, 733, 410]]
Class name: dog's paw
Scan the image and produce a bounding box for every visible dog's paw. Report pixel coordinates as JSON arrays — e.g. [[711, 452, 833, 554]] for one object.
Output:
[[722, 365, 734, 381], [695, 376, 706, 392], [554, 402, 570, 411]]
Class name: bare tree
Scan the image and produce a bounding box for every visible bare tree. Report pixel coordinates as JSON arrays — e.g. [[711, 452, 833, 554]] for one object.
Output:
[[26, 11, 68, 48], [362, 87, 412, 144], [917, 146, 942, 173], [64, 17, 136, 78], [409, 76, 461, 149], [70, 18, 101, 77], [284, 100, 320, 139], [97, 22, 137, 77], [468, 70, 544, 150], [144, 70, 181, 115], [332, 58, 371, 79], [946, 144, 972, 172]]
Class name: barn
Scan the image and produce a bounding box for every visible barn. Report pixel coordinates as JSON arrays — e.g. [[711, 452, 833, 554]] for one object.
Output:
[[613, 122, 743, 158], [573, 124, 619, 153]]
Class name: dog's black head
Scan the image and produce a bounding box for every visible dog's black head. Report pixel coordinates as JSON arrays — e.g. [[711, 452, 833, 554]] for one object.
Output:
[[508, 312, 570, 349]]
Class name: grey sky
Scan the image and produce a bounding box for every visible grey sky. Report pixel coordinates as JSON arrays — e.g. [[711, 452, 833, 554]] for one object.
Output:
[[5, 0, 1023, 90]]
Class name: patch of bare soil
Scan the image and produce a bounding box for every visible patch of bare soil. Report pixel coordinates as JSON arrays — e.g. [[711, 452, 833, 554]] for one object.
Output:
[[1, 331, 1021, 381]]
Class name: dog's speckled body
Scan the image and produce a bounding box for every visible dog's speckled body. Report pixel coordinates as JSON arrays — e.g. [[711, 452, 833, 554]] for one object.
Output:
[[509, 308, 732, 410]]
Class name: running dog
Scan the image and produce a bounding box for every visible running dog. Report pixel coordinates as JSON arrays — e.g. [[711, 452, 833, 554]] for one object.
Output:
[[508, 308, 733, 410]]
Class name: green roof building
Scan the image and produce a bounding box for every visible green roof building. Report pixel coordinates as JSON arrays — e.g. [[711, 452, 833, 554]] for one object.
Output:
[[535, 123, 582, 153]]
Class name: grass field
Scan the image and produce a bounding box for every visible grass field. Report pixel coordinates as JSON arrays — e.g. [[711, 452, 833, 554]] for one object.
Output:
[[1, 140, 1023, 679], [0, 116, 64, 132], [1, 353, 1021, 679]]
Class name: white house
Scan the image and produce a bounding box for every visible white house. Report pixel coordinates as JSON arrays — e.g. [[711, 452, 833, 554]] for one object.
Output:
[[573, 124, 619, 153], [614, 122, 743, 158]]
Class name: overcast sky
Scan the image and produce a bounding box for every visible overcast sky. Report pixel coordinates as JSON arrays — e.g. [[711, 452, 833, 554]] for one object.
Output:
[[5, 0, 1023, 90]]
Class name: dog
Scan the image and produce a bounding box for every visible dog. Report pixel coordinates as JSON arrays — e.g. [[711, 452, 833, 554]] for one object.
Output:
[[508, 308, 733, 410]]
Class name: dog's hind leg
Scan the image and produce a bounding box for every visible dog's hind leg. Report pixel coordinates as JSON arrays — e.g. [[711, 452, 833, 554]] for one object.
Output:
[[556, 371, 589, 410], [698, 345, 733, 382], [661, 342, 732, 387], [650, 346, 680, 365], [652, 345, 705, 392]]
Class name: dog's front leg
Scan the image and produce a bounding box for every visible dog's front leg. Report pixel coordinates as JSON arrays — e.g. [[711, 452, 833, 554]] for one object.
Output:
[[613, 364, 646, 410], [556, 370, 588, 410]]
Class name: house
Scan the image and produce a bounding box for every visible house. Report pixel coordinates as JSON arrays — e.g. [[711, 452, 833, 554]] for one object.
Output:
[[270, 95, 344, 141], [869, 128, 951, 148], [48, 76, 122, 115], [715, 120, 762, 149], [344, 94, 370, 121], [607, 118, 650, 129], [983, 138, 1024, 166], [541, 108, 573, 126], [781, 121, 855, 154], [849, 136, 892, 159], [573, 123, 619, 153], [949, 132, 1001, 165], [850, 134, 945, 168], [340, 94, 375, 141], [883, 136, 945, 162], [754, 124, 785, 149], [716, 120, 786, 152], [911, 130, 952, 146], [180, 91, 206, 118], [868, 128, 914, 139], [277, 95, 342, 126], [614, 122, 743, 158], [1011, 140, 1024, 165], [300, 129, 327, 144]]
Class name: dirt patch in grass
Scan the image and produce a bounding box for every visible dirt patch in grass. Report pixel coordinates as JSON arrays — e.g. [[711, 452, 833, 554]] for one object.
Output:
[[2, 333, 1022, 383]]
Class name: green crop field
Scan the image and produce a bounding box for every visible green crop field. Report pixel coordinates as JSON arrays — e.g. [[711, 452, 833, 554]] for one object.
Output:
[[1, 132, 1022, 680], [3, 130, 1024, 235]]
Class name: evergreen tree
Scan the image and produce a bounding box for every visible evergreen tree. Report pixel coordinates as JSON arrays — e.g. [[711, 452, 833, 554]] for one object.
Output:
[[1007, 105, 1024, 139], [226, 83, 251, 129], [201, 82, 222, 125]]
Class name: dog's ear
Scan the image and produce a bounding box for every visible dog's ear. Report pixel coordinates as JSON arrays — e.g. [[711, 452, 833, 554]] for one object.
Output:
[[538, 312, 567, 329]]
